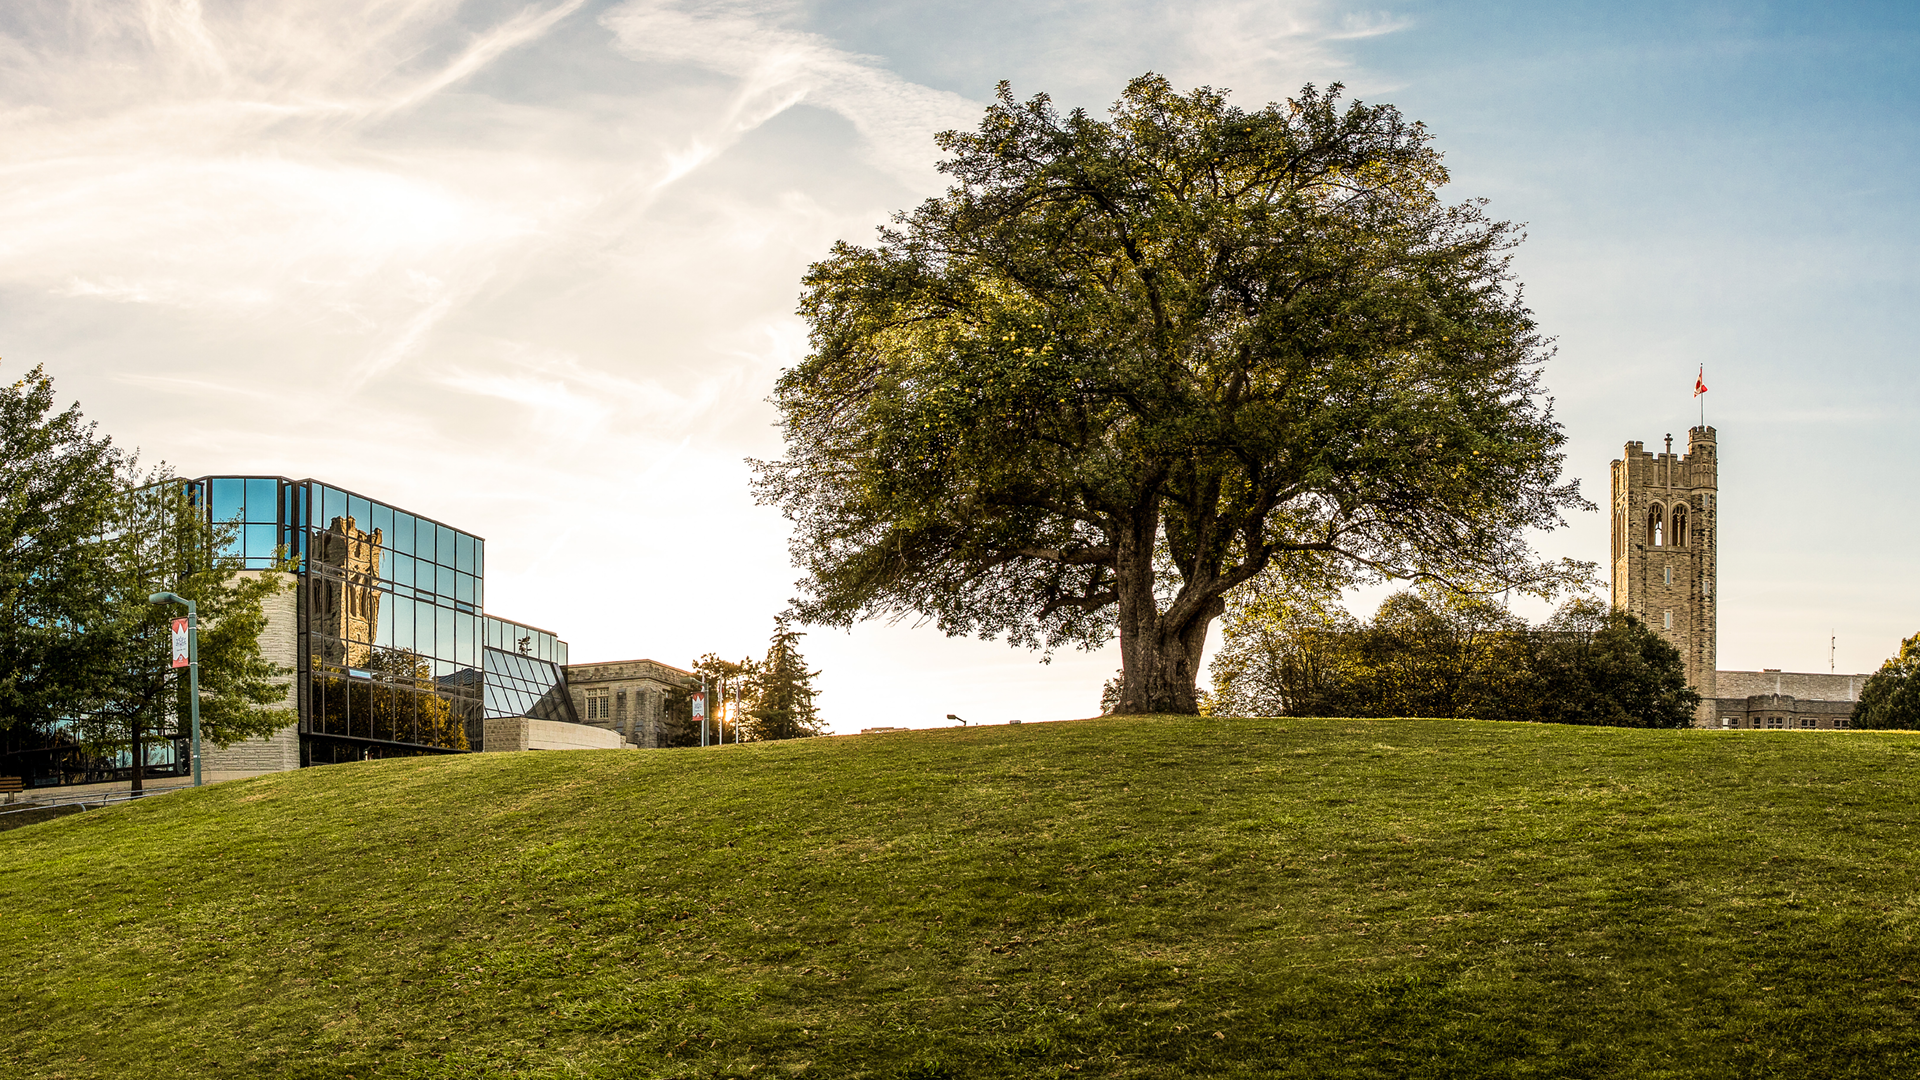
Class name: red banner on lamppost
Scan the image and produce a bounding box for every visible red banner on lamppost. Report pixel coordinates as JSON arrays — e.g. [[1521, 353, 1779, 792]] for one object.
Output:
[[171, 618, 190, 669]]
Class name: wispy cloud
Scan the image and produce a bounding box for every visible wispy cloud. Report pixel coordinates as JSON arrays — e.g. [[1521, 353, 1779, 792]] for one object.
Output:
[[602, 0, 983, 189]]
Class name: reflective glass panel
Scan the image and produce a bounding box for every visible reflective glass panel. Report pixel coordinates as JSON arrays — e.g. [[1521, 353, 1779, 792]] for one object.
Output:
[[556, 640, 567, 666], [370, 502, 394, 546], [246, 478, 277, 520], [457, 612, 478, 667], [474, 540, 484, 579], [455, 572, 474, 606], [473, 576, 483, 610], [245, 523, 277, 561], [390, 596, 415, 651], [211, 478, 244, 522], [436, 606, 456, 662], [457, 533, 476, 575], [415, 602, 435, 657], [391, 512, 415, 556], [390, 553, 414, 589], [348, 494, 370, 531], [436, 524, 456, 567], [437, 563, 456, 599], [320, 486, 349, 531]]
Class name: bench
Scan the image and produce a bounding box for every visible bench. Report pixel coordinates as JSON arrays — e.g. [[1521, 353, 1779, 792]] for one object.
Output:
[[0, 777, 22, 795]]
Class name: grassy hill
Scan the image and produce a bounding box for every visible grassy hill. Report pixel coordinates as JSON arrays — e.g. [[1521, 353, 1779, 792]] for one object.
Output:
[[6, 716, 1920, 1079]]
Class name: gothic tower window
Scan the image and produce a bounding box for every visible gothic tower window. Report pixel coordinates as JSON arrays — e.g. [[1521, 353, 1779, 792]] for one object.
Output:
[[1671, 505, 1689, 548], [1647, 505, 1664, 546]]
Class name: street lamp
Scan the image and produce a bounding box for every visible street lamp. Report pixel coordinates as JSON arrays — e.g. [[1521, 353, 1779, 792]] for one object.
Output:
[[148, 592, 202, 787]]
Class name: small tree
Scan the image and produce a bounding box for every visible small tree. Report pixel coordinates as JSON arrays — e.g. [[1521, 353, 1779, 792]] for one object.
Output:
[[692, 653, 759, 744], [657, 684, 701, 748], [745, 616, 824, 740], [1515, 600, 1700, 728], [1852, 633, 1920, 730], [81, 479, 296, 789]]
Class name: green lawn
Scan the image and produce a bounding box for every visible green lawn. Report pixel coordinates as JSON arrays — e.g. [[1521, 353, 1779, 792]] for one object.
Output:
[[5, 716, 1920, 1079]]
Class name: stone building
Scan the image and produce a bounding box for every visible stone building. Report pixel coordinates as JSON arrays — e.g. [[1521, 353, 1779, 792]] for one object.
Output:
[[1710, 670, 1863, 730], [1612, 426, 1870, 729], [563, 659, 697, 748], [1611, 427, 1719, 719]]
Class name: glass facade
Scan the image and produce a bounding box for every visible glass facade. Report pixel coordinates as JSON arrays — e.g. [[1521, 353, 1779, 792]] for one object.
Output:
[[187, 476, 573, 763]]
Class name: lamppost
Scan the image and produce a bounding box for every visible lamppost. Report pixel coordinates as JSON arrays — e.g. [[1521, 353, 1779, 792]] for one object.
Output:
[[148, 592, 202, 787]]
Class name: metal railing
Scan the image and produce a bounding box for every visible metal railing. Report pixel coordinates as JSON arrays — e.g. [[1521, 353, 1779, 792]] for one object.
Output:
[[0, 785, 187, 815]]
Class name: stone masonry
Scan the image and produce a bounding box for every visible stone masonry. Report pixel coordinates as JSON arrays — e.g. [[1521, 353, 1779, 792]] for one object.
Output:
[[200, 569, 301, 777], [564, 659, 697, 748], [1710, 670, 1872, 730], [1612, 426, 1718, 723]]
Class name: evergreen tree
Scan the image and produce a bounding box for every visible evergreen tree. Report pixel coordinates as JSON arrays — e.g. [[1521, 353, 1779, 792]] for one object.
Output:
[[745, 616, 823, 740], [1852, 633, 1920, 730]]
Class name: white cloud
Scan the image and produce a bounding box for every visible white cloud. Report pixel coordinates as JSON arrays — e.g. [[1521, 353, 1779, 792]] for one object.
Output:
[[601, 0, 982, 189]]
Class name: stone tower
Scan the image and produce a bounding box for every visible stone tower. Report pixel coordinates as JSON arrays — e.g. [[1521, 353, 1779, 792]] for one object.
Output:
[[1611, 427, 1717, 723], [312, 515, 383, 667]]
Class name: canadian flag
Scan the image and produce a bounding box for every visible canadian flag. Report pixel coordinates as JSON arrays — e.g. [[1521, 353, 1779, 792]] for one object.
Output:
[[1694, 366, 1709, 397]]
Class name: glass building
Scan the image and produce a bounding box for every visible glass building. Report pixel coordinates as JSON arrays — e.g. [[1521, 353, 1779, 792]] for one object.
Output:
[[187, 475, 577, 764]]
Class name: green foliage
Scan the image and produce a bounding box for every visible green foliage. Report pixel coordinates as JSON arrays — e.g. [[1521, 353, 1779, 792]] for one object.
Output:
[[1853, 632, 1920, 730], [745, 614, 824, 740], [0, 365, 295, 771], [0, 364, 131, 732], [76, 480, 296, 763], [1517, 598, 1703, 728], [691, 652, 758, 745], [1212, 585, 1700, 727], [755, 75, 1590, 716], [7, 718, 1920, 1078]]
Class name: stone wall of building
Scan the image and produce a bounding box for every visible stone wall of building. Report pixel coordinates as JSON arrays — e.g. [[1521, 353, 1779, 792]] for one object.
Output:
[[564, 659, 696, 748], [201, 569, 302, 776], [1710, 669, 1871, 730], [1717, 670, 1869, 702], [1612, 427, 1718, 723], [481, 716, 629, 752]]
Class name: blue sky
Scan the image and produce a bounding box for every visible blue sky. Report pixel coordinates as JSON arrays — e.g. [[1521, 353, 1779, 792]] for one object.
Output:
[[3, 0, 1915, 728]]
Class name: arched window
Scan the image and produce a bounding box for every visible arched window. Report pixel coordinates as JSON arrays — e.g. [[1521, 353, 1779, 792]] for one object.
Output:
[[1647, 504, 1664, 546], [1671, 505, 1689, 548]]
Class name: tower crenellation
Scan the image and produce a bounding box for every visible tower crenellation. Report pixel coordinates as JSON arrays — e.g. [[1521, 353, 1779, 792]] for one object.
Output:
[[1611, 425, 1717, 722]]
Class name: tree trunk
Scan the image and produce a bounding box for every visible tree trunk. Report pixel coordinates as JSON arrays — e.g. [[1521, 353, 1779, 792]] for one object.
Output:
[[129, 721, 143, 795], [1110, 508, 1224, 715]]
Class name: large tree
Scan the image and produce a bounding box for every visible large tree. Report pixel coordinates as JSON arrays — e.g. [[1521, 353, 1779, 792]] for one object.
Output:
[[754, 76, 1588, 714], [0, 364, 131, 734], [1852, 632, 1920, 730]]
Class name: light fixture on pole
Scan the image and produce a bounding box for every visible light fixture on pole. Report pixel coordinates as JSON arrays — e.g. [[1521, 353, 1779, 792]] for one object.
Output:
[[148, 592, 202, 787]]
